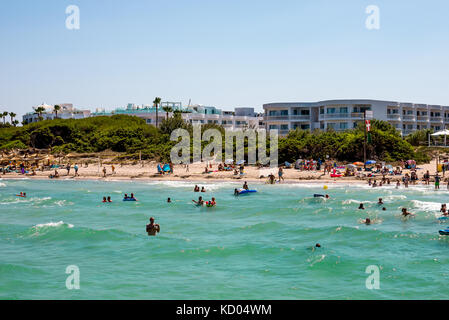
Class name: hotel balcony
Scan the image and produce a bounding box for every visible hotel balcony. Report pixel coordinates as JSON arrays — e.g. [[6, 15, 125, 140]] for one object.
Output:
[[416, 116, 429, 122], [318, 112, 364, 121], [430, 117, 443, 123], [387, 114, 401, 120], [402, 115, 416, 121], [289, 115, 311, 121], [265, 115, 290, 120]]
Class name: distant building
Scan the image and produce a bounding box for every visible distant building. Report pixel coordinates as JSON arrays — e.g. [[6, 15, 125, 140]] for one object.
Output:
[[91, 102, 264, 130], [263, 99, 449, 136], [23, 103, 91, 124]]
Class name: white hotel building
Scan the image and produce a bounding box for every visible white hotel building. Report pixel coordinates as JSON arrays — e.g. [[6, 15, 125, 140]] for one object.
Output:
[[263, 99, 449, 136]]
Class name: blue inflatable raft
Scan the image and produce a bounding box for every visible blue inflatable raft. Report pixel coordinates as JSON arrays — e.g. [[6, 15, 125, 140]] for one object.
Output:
[[238, 189, 257, 195], [123, 198, 137, 202], [439, 229, 449, 235]]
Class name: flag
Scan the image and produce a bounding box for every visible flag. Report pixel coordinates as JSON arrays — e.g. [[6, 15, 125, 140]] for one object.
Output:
[[365, 120, 372, 143], [365, 120, 371, 132]]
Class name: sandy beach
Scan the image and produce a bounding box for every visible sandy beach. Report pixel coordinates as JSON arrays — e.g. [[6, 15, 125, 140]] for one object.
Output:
[[1, 158, 441, 184]]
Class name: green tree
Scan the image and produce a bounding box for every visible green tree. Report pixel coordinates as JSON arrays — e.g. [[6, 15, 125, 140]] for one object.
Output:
[[53, 105, 61, 119], [153, 97, 161, 127], [162, 106, 173, 120], [34, 107, 46, 121], [1, 111, 8, 125], [9, 112, 16, 124]]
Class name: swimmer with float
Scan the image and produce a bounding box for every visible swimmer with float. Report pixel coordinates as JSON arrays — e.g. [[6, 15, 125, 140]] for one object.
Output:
[[206, 197, 216, 207]]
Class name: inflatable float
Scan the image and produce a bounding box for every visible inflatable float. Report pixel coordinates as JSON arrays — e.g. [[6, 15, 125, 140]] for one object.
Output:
[[439, 229, 449, 235], [314, 194, 325, 198], [15, 194, 26, 198], [123, 198, 137, 202], [330, 174, 342, 178], [237, 189, 257, 195]]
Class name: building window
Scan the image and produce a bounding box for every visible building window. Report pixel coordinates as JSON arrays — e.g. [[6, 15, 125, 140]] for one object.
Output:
[[146, 119, 152, 124], [327, 108, 336, 114], [340, 107, 348, 114], [280, 110, 288, 116], [280, 124, 289, 130], [340, 122, 348, 130], [300, 110, 310, 115]]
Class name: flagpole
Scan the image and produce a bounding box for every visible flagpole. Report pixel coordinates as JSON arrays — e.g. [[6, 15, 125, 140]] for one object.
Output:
[[363, 111, 367, 171]]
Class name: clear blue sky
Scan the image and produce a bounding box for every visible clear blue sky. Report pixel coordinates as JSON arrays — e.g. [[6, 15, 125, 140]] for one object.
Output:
[[1, 0, 449, 119]]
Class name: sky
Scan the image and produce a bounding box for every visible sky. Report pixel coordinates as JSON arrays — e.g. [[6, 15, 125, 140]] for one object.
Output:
[[1, 0, 449, 120]]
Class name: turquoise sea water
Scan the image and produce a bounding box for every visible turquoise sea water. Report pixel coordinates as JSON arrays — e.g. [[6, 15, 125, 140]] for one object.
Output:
[[1, 178, 449, 299]]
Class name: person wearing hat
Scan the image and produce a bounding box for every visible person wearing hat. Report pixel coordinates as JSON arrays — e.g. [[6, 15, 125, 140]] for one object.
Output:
[[146, 217, 160, 236]]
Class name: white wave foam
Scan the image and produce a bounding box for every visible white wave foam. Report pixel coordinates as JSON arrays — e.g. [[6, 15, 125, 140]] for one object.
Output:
[[0, 182, 6, 187], [34, 221, 74, 228], [343, 199, 374, 205], [411, 200, 441, 211]]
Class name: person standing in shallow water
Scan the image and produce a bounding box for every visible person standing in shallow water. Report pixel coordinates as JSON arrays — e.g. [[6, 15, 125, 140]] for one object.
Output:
[[146, 217, 160, 236], [435, 173, 441, 190]]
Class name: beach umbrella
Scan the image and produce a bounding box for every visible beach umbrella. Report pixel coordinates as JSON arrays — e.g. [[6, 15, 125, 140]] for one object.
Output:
[[236, 160, 245, 165], [353, 162, 364, 166], [225, 159, 234, 164], [365, 160, 376, 165], [407, 160, 416, 164], [346, 164, 356, 168]]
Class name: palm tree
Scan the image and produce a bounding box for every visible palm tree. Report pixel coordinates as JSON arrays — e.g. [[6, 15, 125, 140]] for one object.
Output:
[[1, 111, 8, 125], [35, 107, 45, 121], [53, 105, 61, 119], [162, 106, 173, 120], [12, 120, 19, 127], [153, 97, 161, 127], [9, 112, 16, 124]]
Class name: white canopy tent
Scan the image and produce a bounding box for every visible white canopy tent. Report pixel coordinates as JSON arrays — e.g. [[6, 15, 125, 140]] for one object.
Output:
[[429, 129, 449, 146]]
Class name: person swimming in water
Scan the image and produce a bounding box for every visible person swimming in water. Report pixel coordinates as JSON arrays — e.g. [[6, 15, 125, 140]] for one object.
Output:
[[107, 196, 112, 203], [192, 196, 204, 206], [358, 203, 365, 210], [201, 187, 206, 192], [146, 217, 160, 236], [377, 198, 384, 205], [194, 185, 200, 192], [401, 207, 414, 217], [234, 188, 239, 196], [124, 193, 129, 199], [382, 207, 386, 211], [167, 197, 171, 203], [363, 218, 371, 225], [325, 194, 330, 199], [102, 196, 107, 202], [243, 181, 249, 190]]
